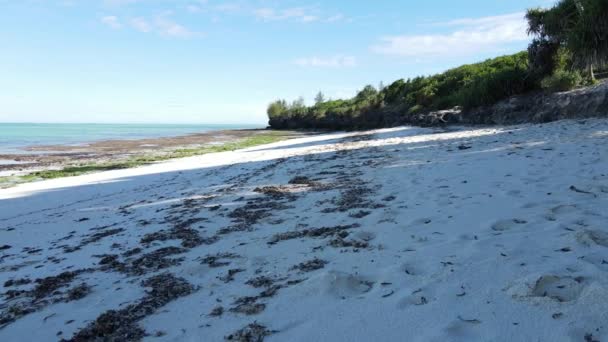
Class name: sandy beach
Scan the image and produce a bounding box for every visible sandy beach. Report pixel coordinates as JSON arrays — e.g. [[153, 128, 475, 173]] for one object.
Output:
[[1, 118, 607, 341]]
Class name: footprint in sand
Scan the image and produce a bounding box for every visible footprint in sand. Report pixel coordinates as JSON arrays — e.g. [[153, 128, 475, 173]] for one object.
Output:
[[319, 271, 374, 299], [441, 318, 481, 341], [507, 274, 587, 303], [551, 204, 578, 215], [397, 288, 435, 308], [579, 254, 608, 270], [576, 230, 608, 248], [411, 218, 433, 226], [401, 262, 425, 276], [458, 234, 479, 242], [521, 202, 540, 209], [506, 189, 523, 198], [530, 275, 586, 302], [491, 219, 527, 232], [544, 204, 579, 222], [353, 231, 376, 242]]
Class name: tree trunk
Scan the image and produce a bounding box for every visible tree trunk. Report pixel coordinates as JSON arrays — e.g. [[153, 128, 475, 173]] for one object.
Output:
[[589, 64, 595, 81]]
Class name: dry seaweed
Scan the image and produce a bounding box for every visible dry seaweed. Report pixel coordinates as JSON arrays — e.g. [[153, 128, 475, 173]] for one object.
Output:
[[66, 273, 194, 342]]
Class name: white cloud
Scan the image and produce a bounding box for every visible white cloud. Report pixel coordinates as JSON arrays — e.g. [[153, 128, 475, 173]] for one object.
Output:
[[155, 17, 197, 38], [215, 3, 241, 13], [186, 5, 203, 13], [294, 56, 357, 68], [186, 0, 208, 13], [252, 6, 347, 24], [100, 15, 122, 29], [254, 7, 319, 23], [300, 15, 319, 23], [101, 12, 201, 38], [103, 0, 141, 6], [325, 14, 345, 23], [130, 17, 151, 32], [371, 12, 528, 58]]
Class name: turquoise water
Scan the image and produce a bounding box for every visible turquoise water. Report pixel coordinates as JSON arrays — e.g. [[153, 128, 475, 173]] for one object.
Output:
[[0, 123, 263, 154]]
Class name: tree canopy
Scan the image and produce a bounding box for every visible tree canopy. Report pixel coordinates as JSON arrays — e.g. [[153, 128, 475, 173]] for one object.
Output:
[[526, 0, 608, 79], [267, 52, 533, 129]]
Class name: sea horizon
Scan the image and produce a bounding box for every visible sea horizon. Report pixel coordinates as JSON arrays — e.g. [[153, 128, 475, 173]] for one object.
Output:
[[0, 122, 266, 155]]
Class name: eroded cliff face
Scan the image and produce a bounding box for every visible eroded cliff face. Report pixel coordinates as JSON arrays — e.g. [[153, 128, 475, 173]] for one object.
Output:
[[465, 81, 608, 125], [418, 81, 608, 127]]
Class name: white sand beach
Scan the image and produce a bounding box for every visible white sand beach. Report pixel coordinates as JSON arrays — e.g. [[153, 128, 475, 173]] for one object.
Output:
[[1, 119, 608, 341]]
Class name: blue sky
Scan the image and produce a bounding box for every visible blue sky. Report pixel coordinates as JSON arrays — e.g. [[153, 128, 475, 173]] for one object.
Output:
[[0, 0, 555, 125]]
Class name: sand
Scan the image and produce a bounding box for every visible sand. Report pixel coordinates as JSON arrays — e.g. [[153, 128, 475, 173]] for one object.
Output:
[[1, 118, 607, 341]]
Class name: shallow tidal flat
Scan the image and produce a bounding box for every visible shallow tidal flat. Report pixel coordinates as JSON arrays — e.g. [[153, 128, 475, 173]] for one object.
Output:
[[0, 129, 305, 185]]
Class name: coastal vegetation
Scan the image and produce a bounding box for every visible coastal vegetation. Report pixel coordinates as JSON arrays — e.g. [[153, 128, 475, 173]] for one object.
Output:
[[0, 132, 292, 188], [267, 0, 608, 130]]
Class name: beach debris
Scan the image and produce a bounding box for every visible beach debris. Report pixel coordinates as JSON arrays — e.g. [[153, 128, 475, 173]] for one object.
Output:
[[569, 185, 596, 197], [259, 285, 282, 298], [329, 237, 369, 249], [330, 186, 384, 212], [458, 316, 481, 324], [584, 333, 600, 342], [100, 247, 188, 275], [201, 253, 240, 268], [129, 247, 187, 275], [246, 276, 277, 288], [253, 186, 296, 200], [4, 278, 31, 287], [209, 306, 224, 317], [349, 210, 371, 218], [66, 273, 194, 342], [230, 296, 266, 315], [64, 227, 124, 253], [219, 268, 245, 283], [225, 322, 274, 342], [0, 269, 92, 328], [122, 247, 142, 257], [382, 290, 395, 298], [141, 225, 214, 248], [32, 271, 82, 299], [415, 296, 428, 306], [291, 258, 327, 272], [268, 224, 360, 245], [225, 199, 290, 228], [288, 176, 313, 185], [66, 283, 92, 301]]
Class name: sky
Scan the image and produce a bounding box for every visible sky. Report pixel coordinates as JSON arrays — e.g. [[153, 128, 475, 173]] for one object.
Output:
[[0, 0, 556, 125]]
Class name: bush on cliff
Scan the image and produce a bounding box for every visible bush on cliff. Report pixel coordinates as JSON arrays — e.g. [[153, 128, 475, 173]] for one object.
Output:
[[267, 52, 535, 129]]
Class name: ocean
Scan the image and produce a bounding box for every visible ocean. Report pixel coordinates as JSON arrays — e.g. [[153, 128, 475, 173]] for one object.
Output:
[[0, 123, 263, 154]]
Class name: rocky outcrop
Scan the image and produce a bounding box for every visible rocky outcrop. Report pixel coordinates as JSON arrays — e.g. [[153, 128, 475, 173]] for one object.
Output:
[[441, 81, 608, 126], [409, 108, 464, 126]]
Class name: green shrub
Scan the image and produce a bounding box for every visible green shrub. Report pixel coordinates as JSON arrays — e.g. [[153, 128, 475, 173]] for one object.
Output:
[[267, 51, 537, 129], [541, 70, 582, 92]]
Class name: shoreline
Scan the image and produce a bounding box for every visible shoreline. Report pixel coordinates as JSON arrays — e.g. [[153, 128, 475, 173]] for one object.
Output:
[[0, 128, 313, 186]]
